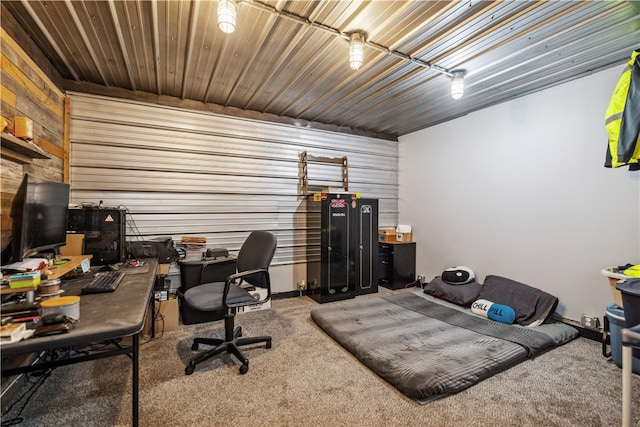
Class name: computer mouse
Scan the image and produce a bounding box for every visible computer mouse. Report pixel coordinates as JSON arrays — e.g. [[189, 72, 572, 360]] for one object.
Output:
[[100, 264, 119, 272]]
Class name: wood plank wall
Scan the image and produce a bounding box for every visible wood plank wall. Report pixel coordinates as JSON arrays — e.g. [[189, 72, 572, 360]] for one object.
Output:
[[0, 6, 67, 254]]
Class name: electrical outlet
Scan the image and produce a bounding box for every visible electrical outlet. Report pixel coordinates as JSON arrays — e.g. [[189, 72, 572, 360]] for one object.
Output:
[[581, 314, 600, 329]]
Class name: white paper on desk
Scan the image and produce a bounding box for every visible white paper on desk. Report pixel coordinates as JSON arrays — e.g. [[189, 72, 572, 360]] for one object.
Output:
[[80, 258, 91, 273], [0, 329, 34, 345], [2, 258, 48, 272]]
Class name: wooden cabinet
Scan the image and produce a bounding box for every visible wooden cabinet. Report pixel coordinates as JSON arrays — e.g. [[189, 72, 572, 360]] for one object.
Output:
[[378, 241, 416, 290]]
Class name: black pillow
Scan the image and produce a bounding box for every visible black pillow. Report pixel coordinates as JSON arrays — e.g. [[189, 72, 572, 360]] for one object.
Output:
[[478, 275, 559, 327], [424, 276, 481, 306]]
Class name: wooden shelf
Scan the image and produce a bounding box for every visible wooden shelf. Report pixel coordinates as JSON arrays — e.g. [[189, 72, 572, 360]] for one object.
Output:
[[1, 132, 50, 164], [44, 255, 92, 280], [0, 284, 37, 295], [0, 255, 92, 295]]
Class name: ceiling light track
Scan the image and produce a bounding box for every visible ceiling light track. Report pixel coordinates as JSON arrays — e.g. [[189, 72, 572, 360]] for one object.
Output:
[[243, 0, 453, 76], [242, 1, 465, 99]]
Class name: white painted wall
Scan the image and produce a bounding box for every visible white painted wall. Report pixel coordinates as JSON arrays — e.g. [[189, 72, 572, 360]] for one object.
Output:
[[398, 66, 640, 323]]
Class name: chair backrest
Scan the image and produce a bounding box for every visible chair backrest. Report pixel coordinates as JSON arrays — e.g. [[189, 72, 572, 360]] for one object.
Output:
[[236, 231, 277, 288]]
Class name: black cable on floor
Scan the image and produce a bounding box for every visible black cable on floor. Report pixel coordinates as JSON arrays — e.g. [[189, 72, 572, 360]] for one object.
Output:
[[1, 365, 53, 426]]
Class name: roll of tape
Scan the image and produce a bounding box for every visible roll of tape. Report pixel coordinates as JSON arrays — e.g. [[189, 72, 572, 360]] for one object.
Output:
[[40, 279, 61, 295]]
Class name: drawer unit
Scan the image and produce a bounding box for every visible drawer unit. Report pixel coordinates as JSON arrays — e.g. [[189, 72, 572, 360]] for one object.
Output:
[[378, 241, 416, 290]]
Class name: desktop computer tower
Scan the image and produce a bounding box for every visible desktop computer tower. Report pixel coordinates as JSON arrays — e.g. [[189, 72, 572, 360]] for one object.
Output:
[[67, 207, 126, 265]]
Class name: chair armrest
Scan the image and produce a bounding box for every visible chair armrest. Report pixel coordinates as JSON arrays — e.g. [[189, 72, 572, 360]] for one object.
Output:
[[222, 268, 271, 308], [227, 268, 268, 283]]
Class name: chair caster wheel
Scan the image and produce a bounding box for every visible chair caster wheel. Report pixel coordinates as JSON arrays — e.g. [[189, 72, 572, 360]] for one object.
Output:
[[191, 343, 199, 351], [266, 339, 272, 349], [185, 364, 195, 375], [239, 364, 249, 375]]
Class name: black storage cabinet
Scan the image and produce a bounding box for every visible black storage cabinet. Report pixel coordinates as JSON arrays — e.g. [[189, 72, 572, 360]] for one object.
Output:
[[307, 194, 353, 303], [178, 257, 236, 324], [351, 198, 379, 295], [378, 241, 416, 290], [307, 194, 379, 303]]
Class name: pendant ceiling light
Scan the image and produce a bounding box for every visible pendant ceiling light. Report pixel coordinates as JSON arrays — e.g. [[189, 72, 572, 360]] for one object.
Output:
[[450, 70, 466, 100], [349, 33, 365, 70], [217, 0, 237, 34]]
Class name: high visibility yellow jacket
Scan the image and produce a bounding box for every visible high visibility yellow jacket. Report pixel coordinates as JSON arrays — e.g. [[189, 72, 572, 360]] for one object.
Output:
[[605, 50, 640, 169]]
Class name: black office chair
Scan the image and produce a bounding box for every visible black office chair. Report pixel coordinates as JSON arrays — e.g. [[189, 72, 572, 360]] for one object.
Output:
[[183, 231, 277, 375]]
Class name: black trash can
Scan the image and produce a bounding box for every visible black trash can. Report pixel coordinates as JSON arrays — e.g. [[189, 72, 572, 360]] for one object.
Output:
[[616, 278, 640, 358]]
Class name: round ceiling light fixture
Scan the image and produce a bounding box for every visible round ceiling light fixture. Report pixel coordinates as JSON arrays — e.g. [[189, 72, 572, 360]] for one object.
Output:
[[450, 70, 466, 100]]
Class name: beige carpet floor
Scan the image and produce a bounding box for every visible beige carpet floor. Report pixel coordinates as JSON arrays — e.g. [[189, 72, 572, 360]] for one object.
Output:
[[3, 291, 639, 427]]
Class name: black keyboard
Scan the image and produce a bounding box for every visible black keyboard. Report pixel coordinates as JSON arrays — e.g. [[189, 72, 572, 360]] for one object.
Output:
[[81, 271, 125, 294]]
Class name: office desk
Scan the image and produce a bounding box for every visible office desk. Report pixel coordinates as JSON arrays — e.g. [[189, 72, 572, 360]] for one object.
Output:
[[1, 258, 157, 427]]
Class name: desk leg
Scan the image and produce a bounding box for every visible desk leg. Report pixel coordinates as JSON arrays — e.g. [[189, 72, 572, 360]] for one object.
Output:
[[151, 296, 156, 339], [622, 345, 632, 427], [133, 333, 139, 427]]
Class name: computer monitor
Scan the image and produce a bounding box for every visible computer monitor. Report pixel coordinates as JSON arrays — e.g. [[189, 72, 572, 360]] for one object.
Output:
[[9, 174, 70, 262]]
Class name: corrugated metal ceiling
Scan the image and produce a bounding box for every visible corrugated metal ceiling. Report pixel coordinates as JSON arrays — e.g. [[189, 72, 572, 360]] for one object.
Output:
[[4, 0, 639, 139]]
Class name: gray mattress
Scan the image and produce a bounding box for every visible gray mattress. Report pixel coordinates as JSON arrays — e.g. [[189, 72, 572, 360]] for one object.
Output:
[[310, 291, 578, 403]]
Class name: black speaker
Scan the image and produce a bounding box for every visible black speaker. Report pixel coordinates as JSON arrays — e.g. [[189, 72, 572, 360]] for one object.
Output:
[[67, 207, 126, 265]]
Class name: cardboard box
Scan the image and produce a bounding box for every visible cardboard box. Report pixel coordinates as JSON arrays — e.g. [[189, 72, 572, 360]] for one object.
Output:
[[157, 263, 170, 276], [396, 232, 413, 242], [396, 224, 413, 242], [601, 267, 634, 308], [14, 116, 33, 140], [237, 288, 271, 313], [379, 228, 397, 242], [143, 297, 179, 336], [60, 234, 85, 256]]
